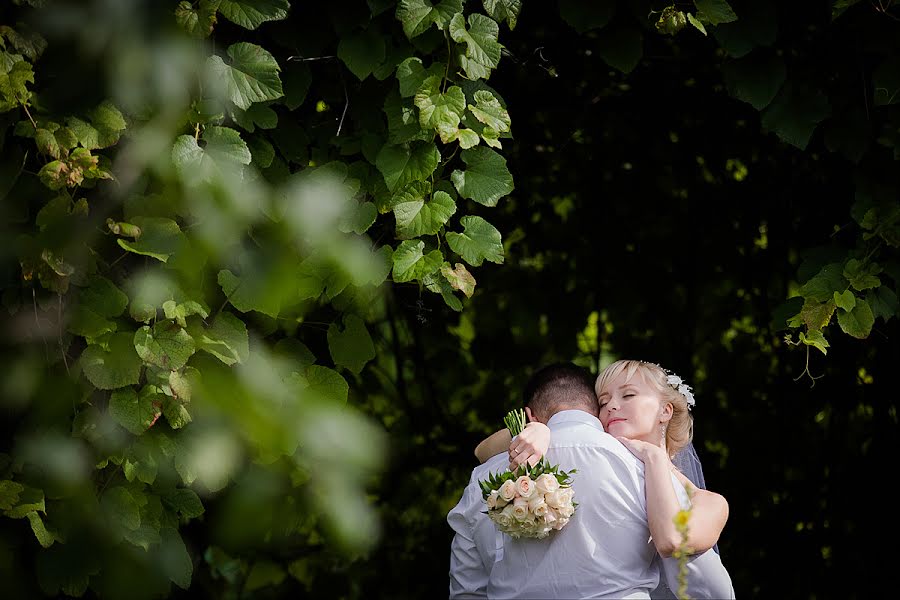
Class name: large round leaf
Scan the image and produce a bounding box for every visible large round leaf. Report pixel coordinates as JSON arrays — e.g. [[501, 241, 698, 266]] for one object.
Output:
[[446, 215, 504, 266], [450, 146, 513, 206], [218, 0, 290, 30], [80, 332, 143, 390], [134, 322, 196, 370], [206, 42, 283, 110], [327, 315, 376, 374]]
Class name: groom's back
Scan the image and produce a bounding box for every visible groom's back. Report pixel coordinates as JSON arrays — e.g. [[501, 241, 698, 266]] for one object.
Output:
[[488, 411, 658, 599]]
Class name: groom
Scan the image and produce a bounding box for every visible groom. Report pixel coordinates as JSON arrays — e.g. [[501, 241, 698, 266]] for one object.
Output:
[[448, 362, 660, 598]]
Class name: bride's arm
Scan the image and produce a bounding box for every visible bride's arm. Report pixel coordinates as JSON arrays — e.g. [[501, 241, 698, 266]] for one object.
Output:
[[474, 429, 512, 463], [619, 438, 728, 558]]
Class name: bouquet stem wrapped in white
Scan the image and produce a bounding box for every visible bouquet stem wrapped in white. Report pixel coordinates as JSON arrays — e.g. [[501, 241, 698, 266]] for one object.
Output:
[[478, 409, 577, 539]]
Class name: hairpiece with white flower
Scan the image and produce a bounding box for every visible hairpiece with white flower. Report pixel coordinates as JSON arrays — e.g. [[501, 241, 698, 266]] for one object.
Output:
[[665, 373, 695, 410]]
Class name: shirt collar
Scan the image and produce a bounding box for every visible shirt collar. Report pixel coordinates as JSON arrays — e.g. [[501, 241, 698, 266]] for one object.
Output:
[[546, 409, 604, 431]]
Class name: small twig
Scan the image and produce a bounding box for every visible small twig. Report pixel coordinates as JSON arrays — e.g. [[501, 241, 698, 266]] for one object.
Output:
[[336, 72, 349, 137], [57, 294, 70, 375], [286, 55, 336, 62], [792, 345, 825, 387], [22, 104, 38, 130]]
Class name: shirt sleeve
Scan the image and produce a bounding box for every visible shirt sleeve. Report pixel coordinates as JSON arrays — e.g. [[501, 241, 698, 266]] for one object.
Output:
[[447, 476, 491, 599]]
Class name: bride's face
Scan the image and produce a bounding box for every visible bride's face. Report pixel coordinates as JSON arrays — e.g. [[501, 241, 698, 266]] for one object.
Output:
[[597, 369, 666, 443]]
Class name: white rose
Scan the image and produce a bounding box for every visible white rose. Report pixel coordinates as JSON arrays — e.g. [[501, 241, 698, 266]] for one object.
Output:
[[559, 486, 575, 504], [499, 479, 517, 502], [528, 495, 547, 517], [497, 504, 515, 527], [535, 473, 560, 495], [486, 490, 499, 509], [543, 510, 557, 525], [515, 476, 537, 499], [512, 497, 529, 521], [495, 495, 509, 508], [544, 490, 564, 509], [558, 503, 575, 518], [553, 517, 569, 530]]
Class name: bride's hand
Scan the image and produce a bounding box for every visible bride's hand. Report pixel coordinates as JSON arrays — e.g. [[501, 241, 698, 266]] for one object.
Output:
[[615, 436, 669, 465], [509, 420, 551, 471]]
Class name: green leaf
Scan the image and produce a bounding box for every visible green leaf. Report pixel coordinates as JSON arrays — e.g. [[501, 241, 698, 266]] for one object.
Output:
[[207, 42, 283, 110], [458, 128, 482, 148], [164, 488, 205, 519], [4, 485, 45, 519], [687, 12, 707, 35], [415, 77, 466, 143], [424, 271, 462, 311], [837, 298, 875, 339], [711, 0, 776, 57], [80, 276, 129, 318], [80, 332, 143, 390], [396, 57, 444, 98], [396, 0, 463, 39], [843, 259, 882, 291], [300, 365, 349, 404], [558, 0, 615, 33], [172, 126, 252, 183], [102, 486, 141, 532], [376, 141, 441, 193], [483, 0, 521, 29], [799, 263, 848, 303], [338, 29, 386, 81], [723, 52, 786, 110], [27, 511, 59, 548], [761, 82, 831, 150], [867, 286, 899, 322], [446, 215, 504, 266], [0, 480, 25, 511], [385, 92, 433, 145], [193, 311, 250, 366], [109, 386, 163, 435], [218, 0, 290, 30], [218, 268, 281, 318], [441, 262, 476, 297], [596, 26, 642, 74], [468, 90, 511, 133], [175, 0, 219, 38], [245, 561, 286, 592], [163, 299, 209, 328], [392, 239, 443, 282], [163, 398, 192, 429], [693, 0, 738, 25], [338, 200, 377, 234], [394, 190, 456, 239], [327, 315, 376, 374], [798, 299, 836, 331], [35, 128, 60, 158], [117, 217, 187, 263], [159, 527, 193, 589], [449, 13, 502, 80], [134, 322, 196, 370], [450, 146, 514, 206], [248, 135, 275, 168], [282, 61, 311, 110], [833, 290, 856, 311]]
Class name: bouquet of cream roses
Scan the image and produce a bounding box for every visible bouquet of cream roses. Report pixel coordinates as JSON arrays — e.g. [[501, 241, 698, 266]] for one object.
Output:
[[478, 409, 577, 539]]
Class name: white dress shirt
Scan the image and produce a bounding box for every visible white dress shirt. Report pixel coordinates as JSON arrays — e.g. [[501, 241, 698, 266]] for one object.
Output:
[[448, 409, 660, 599]]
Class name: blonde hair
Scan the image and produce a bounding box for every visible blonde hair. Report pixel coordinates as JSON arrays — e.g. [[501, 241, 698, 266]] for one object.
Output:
[[595, 360, 694, 458]]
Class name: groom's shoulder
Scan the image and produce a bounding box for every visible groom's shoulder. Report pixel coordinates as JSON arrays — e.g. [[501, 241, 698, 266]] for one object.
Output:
[[468, 453, 509, 484]]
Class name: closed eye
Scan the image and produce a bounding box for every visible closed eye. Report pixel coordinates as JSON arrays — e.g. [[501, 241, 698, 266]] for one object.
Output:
[[623, 394, 635, 398]]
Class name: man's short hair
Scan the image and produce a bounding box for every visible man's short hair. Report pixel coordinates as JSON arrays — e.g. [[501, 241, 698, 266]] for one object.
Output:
[[523, 362, 598, 420]]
